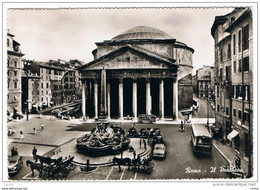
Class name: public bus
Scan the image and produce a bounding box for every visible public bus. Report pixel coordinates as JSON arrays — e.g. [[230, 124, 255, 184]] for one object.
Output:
[[191, 124, 212, 156]]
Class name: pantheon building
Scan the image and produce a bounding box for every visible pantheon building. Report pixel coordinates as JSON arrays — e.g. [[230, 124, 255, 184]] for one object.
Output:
[[79, 26, 194, 120]]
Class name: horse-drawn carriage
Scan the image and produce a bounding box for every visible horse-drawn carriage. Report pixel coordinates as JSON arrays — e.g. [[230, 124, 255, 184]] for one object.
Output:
[[41, 156, 75, 180], [26, 155, 76, 180]]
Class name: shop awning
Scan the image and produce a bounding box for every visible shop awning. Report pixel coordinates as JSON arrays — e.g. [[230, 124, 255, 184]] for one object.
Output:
[[227, 130, 239, 141]]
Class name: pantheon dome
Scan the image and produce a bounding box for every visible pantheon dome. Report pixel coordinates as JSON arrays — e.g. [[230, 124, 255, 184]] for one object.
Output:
[[111, 26, 174, 41], [80, 26, 194, 120]]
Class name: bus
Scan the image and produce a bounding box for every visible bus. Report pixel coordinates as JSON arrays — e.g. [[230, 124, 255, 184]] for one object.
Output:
[[191, 124, 212, 156]]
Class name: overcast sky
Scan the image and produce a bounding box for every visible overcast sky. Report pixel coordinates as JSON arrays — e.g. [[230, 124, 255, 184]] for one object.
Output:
[[7, 7, 234, 74]]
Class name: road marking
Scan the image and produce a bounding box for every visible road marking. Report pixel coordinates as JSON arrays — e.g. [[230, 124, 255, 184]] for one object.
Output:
[[120, 166, 126, 180], [22, 172, 40, 180], [106, 166, 114, 180], [134, 171, 138, 180]]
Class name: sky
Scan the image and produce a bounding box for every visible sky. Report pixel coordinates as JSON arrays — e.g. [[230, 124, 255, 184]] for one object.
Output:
[[7, 7, 234, 74]]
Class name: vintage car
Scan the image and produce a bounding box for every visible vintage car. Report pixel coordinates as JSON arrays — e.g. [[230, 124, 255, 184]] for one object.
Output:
[[8, 155, 23, 176], [126, 127, 139, 138], [61, 115, 71, 120], [139, 128, 149, 138], [138, 114, 156, 124], [153, 143, 166, 159], [150, 128, 162, 138]]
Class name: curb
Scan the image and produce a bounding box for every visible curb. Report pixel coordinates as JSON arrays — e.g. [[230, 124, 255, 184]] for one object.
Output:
[[212, 143, 232, 164]]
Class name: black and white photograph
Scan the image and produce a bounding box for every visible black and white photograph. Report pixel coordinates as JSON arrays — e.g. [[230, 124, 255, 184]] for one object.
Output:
[[2, 2, 258, 189]]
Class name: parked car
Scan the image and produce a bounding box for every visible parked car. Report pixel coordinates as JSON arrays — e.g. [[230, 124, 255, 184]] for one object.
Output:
[[127, 126, 139, 138], [138, 114, 156, 124], [8, 155, 23, 176], [139, 128, 148, 138], [12, 112, 23, 120], [153, 143, 166, 159], [61, 115, 71, 120]]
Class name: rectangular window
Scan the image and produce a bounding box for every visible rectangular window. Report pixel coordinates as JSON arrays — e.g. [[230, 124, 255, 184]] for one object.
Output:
[[238, 30, 242, 53], [217, 105, 220, 112], [243, 112, 249, 123], [46, 90, 48, 95], [226, 107, 229, 115], [233, 61, 237, 73], [46, 83, 49, 88], [54, 70, 58, 75], [243, 57, 249, 71], [243, 24, 249, 50], [238, 59, 242, 72], [41, 97, 43, 101], [220, 68, 223, 81], [226, 66, 230, 81], [14, 81, 17, 89], [49, 69, 52, 74], [14, 61, 17, 68], [41, 83, 43, 88], [238, 110, 242, 119], [233, 108, 237, 117], [227, 43, 231, 59], [233, 34, 236, 55], [41, 91, 44, 95], [14, 71, 17, 76], [217, 86, 220, 97]]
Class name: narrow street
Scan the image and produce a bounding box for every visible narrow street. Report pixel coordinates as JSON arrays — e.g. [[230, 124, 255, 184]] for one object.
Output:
[[192, 95, 215, 118]]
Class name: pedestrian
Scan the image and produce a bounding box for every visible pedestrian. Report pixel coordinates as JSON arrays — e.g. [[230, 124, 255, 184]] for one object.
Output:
[[19, 131, 24, 140], [143, 139, 147, 150], [133, 150, 136, 159], [139, 138, 142, 149], [32, 146, 37, 161], [235, 155, 241, 169], [11, 147, 15, 157], [40, 123, 45, 130], [33, 127, 37, 135]]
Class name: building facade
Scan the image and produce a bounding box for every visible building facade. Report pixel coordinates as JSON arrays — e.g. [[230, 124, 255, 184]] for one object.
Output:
[[79, 26, 194, 120], [211, 7, 252, 160], [195, 65, 215, 99], [7, 32, 24, 116]]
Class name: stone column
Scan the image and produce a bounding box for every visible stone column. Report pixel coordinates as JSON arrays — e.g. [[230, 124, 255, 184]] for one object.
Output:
[[107, 81, 111, 119], [146, 78, 151, 115], [94, 80, 98, 119], [81, 81, 86, 117], [119, 78, 123, 119], [173, 79, 178, 120], [159, 79, 164, 120], [132, 78, 137, 120]]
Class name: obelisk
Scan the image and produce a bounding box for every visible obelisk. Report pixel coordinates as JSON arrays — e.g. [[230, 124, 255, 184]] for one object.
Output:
[[99, 66, 107, 119]]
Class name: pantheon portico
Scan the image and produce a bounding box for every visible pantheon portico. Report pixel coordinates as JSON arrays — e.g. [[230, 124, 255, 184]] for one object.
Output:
[[79, 26, 194, 120]]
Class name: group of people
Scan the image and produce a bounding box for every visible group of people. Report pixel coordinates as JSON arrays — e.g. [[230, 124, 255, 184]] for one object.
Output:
[[11, 147, 18, 157], [33, 123, 45, 135]]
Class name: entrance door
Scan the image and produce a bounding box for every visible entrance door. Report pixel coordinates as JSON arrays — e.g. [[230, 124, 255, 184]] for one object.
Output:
[[244, 132, 250, 157], [234, 134, 240, 152]]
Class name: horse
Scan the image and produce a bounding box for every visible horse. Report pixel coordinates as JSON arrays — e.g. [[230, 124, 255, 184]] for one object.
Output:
[[35, 155, 54, 165], [26, 160, 43, 177], [112, 157, 131, 172], [131, 158, 140, 171]]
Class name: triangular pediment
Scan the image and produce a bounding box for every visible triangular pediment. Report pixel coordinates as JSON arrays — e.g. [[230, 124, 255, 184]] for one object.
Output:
[[80, 45, 177, 71]]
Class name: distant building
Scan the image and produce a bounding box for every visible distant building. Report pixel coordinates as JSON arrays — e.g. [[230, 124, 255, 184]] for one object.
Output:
[[194, 65, 215, 99], [7, 32, 25, 116], [211, 7, 252, 160], [21, 60, 41, 113]]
